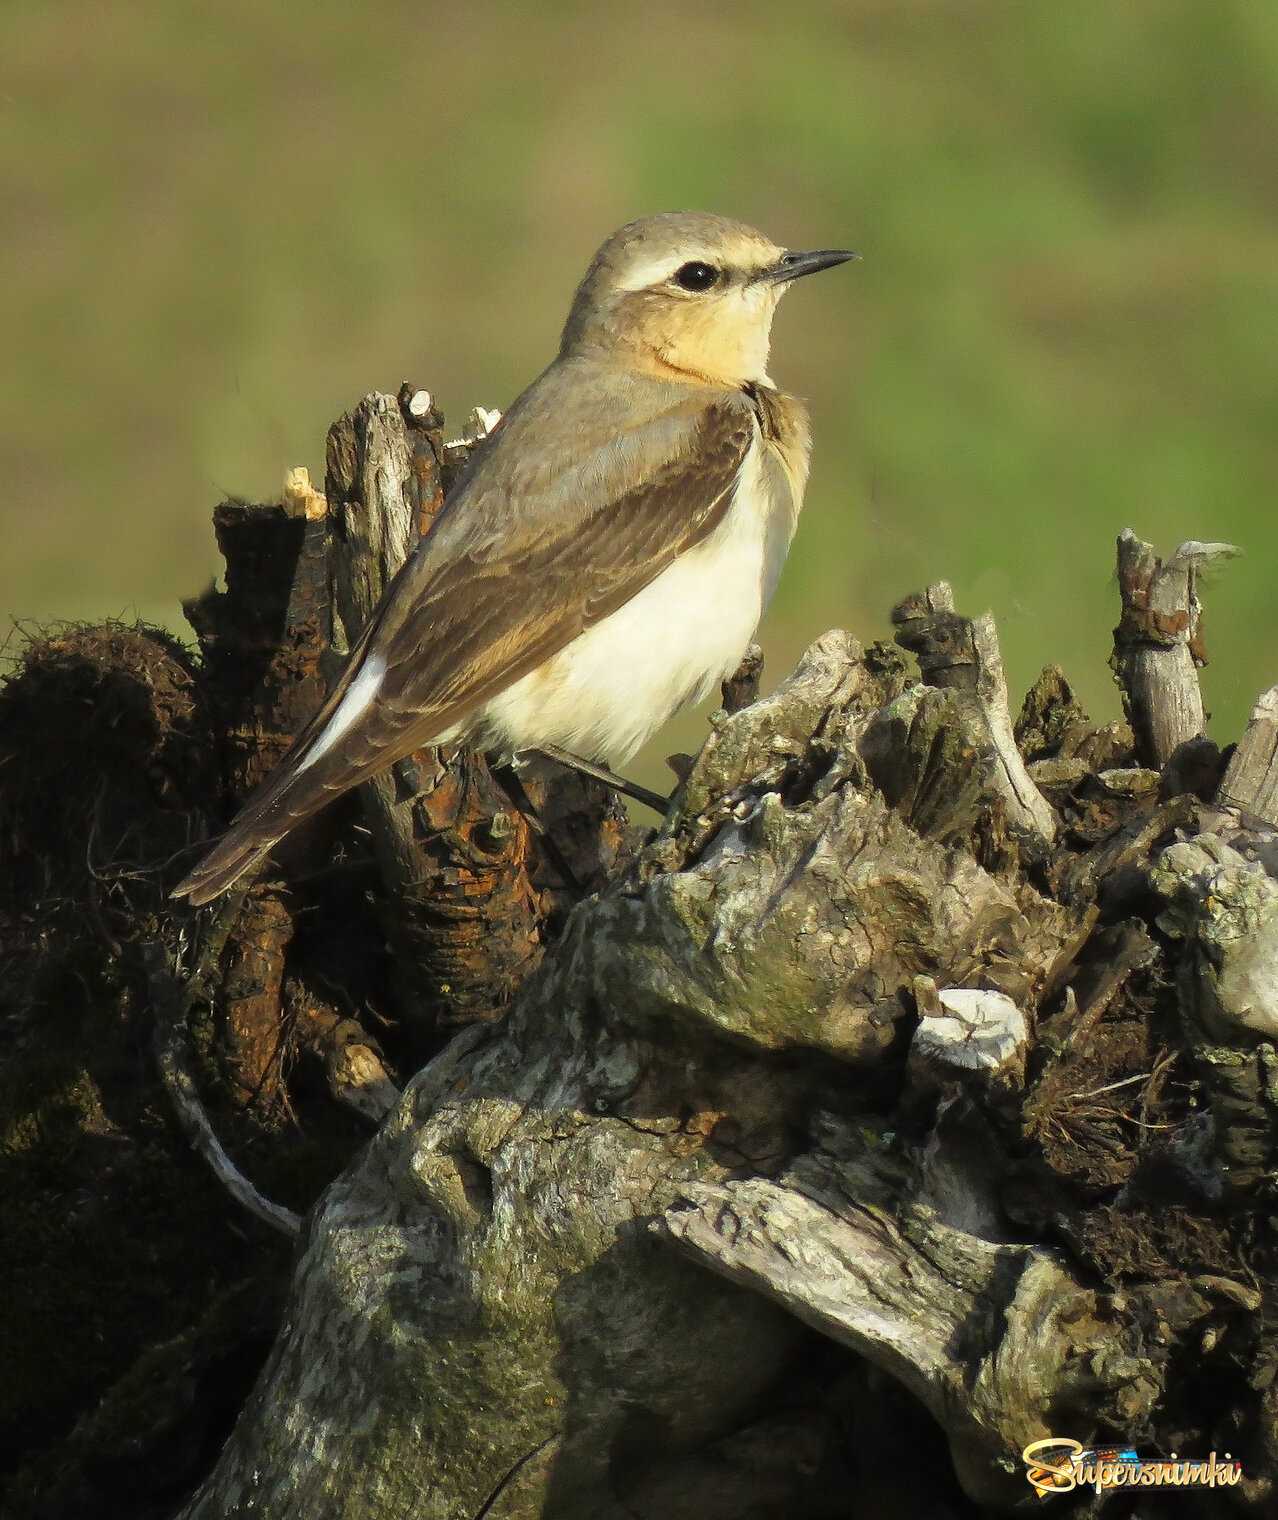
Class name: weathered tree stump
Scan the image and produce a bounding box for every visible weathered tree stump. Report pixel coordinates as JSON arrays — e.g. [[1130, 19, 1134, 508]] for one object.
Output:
[[175, 521, 1278, 1516], [1112, 529, 1237, 770], [5, 388, 1277, 1520]]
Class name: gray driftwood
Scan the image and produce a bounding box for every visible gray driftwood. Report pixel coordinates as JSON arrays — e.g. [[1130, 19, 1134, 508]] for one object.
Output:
[[657, 1126, 1156, 1508], [324, 388, 453, 1030], [889, 581, 1056, 846]]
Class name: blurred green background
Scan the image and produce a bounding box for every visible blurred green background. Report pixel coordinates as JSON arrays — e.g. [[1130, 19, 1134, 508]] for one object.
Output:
[[3, 0, 1277, 788]]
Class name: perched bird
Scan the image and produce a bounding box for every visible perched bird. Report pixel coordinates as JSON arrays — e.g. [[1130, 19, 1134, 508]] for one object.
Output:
[[175, 212, 855, 904]]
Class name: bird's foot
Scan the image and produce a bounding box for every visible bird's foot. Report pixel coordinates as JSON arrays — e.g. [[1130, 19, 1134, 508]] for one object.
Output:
[[524, 744, 671, 816], [490, 761, 584, 894]]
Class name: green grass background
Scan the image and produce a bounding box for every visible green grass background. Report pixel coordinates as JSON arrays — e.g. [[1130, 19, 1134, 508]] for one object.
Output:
[[3, 0, 1277, 788]]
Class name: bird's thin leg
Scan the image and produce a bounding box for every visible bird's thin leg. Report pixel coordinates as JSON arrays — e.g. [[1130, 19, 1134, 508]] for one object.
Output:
[[490, 761, 583, 895], [526, 743, 671, 816]]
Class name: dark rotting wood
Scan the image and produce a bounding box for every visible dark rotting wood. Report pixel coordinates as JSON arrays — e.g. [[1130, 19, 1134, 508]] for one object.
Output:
[[182, 472, 334, 1125], [183, 480, 331, 805], [517, 761, 642, 909], [143, 937, 301, 1238], [384, 747, 545, 1038], [217, 885, 295, 1111]]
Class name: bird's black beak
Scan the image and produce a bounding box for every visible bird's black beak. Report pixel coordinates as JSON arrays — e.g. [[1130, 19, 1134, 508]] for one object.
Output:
[[754, 248, 859, 285]]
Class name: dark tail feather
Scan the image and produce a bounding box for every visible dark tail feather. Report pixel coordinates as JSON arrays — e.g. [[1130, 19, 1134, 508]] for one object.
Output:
[[172, 746, 321, 904], [173, 831, 282, 906], [173, 644, 428, 903], [173, 713, 392, 904]]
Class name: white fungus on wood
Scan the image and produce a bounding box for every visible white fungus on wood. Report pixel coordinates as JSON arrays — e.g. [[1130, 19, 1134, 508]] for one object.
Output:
[[909, 981, 1029, 1079]]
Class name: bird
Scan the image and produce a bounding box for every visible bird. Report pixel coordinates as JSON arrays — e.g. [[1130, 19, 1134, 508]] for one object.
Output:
[[174, 212, 855, 905]]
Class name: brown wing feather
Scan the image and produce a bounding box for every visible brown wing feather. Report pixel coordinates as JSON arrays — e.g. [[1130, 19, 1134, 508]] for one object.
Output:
[[175, 392, 754, 902]]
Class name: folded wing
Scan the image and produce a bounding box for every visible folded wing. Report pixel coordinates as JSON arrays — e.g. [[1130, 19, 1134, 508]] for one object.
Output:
[[174, 374, 756, 903]]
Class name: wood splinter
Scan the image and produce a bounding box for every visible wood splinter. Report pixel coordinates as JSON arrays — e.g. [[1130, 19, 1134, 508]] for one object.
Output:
[[1216, 683, 1278, 827], [657, 1156, 1147, 1509]]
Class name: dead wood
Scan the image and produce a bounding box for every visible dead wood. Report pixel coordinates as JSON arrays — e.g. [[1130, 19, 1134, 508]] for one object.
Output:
[[171, 623, 1091, 1519], [890, 580, 1056, 848], [658, 1134, 1156, 1510], [184, 485, 331, 804], [143, 938, 302, 1239], [181, 475, 336, 1120], [172, 527, 1278, 1518], [720, 639, 764, 713], [325, 387, 542, 1042], [1217, 684, 1278, 827]]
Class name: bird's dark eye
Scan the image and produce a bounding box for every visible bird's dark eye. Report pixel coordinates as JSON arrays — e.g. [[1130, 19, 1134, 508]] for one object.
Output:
[[673, 261, 720, 292]]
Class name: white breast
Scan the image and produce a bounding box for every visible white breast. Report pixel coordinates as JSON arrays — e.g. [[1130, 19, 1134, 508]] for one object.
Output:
[[471, 431, 798, 764]]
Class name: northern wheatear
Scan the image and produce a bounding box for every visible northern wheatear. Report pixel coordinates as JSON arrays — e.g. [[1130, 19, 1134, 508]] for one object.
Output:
[[175, 212, 854, 904]]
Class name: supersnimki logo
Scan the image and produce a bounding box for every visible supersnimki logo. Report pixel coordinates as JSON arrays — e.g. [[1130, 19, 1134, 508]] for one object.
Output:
[[1022, 1439, 1243, 1497]]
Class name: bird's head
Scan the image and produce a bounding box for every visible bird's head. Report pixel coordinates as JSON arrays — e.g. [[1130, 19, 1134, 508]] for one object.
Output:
[[559, 212, 856, 388]]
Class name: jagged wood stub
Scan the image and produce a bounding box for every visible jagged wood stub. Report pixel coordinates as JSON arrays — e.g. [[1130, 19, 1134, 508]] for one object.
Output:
[[1217, 683, 1278, 827], [184, 486, 331, 804], [1111, 529, 1237, 770], [181, 478, 333, 1116], [888, 581, 1056, 852]]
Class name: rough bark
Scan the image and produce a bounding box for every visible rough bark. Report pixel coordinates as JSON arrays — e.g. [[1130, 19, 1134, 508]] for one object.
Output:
[[182, 476, 334, 1113], [658, 1141, 1154, 1510], [144, 936, 303, 1238], [0, 628, 297, 1518], [184, 482, 331, 804], [890, 580, 1056, 847]]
